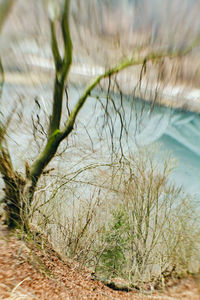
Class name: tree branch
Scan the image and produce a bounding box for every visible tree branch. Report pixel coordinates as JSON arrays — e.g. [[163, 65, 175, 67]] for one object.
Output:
[[0, 0, 14, 33], [0, 57, 4, 99], [0, 0, 14, 98], [60, 31, 200, 141], [50, 20, 62, 70], [49, 0, 72, 136], [61, 0, 72, 76], [59, 51, 172, 139]]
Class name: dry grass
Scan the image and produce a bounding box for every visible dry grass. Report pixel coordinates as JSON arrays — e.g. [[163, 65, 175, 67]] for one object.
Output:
[[31, 147, 200, 286]]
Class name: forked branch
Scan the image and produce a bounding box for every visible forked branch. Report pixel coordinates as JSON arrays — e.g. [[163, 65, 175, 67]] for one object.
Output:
[[30, 30, 200, 185], [49, 0, 72, 136]]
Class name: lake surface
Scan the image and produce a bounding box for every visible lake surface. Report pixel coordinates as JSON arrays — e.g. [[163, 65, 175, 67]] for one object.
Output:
[[1, 82, 200, 199], [132, 100, 200, 197]]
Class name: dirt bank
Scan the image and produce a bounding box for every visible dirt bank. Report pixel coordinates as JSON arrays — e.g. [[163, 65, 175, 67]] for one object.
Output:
[[0, 225, 200, 300]]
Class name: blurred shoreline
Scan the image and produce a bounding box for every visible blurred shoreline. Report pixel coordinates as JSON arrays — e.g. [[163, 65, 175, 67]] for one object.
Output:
[[2, 0, 200, 114], [4, 59, 200, 114]]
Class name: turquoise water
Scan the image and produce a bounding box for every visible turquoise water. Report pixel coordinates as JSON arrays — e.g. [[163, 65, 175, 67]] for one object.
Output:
[[128, 99, 200, 197], [160, 134, 200, 196], [2, 83, 200, 198]]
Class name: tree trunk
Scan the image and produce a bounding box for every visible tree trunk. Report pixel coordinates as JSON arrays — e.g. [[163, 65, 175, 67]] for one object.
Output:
[[0, 146, 36, 229], [2, 172, 26, 228]]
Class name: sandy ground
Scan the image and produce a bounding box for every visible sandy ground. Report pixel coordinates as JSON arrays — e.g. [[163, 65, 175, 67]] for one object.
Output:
[[0, 225, 200, 300]]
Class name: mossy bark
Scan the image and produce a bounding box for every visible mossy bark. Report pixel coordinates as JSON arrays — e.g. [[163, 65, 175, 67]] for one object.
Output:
[[2, 173, 25, 228]]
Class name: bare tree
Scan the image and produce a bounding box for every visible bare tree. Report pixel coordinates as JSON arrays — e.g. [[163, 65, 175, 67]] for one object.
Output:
[[0, 0, 199, 229]]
